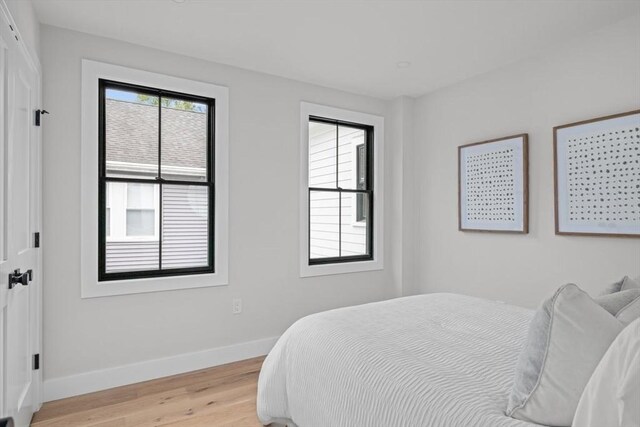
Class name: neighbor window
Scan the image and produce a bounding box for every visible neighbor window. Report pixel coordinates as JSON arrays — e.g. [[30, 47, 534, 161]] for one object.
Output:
[[125, 183, 157, 237], [98, 80, 214, 281], [356, 143, 367, 222], [307, 117, 373, 264]]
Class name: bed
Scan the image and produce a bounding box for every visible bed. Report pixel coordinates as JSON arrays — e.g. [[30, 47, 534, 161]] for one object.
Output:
[[257, 293, 543, 427]]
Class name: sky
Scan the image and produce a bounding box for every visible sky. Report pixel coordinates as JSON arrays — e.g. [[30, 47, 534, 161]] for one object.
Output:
[[106, 88, 207, 113]]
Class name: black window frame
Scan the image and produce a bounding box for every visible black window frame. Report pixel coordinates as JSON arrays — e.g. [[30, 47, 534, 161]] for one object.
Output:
[[98, 79, 215, 282], [308, 116, 374, 266]]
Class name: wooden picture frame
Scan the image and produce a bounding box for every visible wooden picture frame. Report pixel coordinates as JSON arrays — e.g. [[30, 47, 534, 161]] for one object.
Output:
[[458, 134, 529, 233], [554, 109, 640, 237]]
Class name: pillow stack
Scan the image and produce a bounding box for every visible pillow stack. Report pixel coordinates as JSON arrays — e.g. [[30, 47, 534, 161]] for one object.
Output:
[[595, 276, 640, 325], [601, 275, 640, 295], [506, 276, 640, 427]]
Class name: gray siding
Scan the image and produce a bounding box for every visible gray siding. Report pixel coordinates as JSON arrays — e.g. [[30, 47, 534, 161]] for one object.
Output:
[[162, 185, 208, 269], [105, 241, 159, 272], [105, 185, 209, 272]]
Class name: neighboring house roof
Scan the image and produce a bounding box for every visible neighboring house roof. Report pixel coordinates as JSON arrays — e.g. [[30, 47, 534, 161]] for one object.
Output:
[[106, 99, 207, 171]]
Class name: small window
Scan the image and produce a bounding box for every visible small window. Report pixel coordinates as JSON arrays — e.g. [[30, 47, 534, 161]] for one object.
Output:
[[307, 117, 373, 265], [356, 144, 367, 222], [105, 184, 111, 237], [125, 183, 157, 237], [98, 80, 214, 281]]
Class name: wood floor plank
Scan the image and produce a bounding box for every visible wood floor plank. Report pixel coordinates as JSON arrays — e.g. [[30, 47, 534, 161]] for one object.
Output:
[[125, 381, 257, 426], [158, 400, 259, 427], [32, 356, 265, 427], [33, 387, 139, 421]]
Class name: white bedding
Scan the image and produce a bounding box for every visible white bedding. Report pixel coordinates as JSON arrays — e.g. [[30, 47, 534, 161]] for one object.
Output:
[[257, 293, 543, 427]]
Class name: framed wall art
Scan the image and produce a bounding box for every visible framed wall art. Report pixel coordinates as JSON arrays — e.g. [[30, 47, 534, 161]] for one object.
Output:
[[554, 110, 640, 237], [458, 134, 529, 233]]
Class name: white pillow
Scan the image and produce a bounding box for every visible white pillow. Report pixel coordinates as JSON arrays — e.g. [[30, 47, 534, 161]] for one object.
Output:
[[616, 295, 640, 326], [573, 318, 640, 427], [507, 284, 624, 426], [594, 289, 640, 316], [602, 276, 640, 295]]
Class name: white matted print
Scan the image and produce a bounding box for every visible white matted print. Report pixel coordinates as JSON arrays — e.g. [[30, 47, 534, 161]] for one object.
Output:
[[459, 134, 528, 233], [554, 110, 640, 237]]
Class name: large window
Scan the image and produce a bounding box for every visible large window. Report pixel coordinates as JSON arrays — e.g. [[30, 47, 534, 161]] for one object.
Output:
[[98, 80, 214, 281]]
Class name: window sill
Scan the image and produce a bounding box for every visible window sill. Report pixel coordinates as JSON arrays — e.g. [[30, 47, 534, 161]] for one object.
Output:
[[300, 258, 383, 278], [81, 272, 228, 298]]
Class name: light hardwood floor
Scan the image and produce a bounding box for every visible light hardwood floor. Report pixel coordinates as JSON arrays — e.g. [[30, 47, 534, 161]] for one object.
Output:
[[31, 356, 266, 427]]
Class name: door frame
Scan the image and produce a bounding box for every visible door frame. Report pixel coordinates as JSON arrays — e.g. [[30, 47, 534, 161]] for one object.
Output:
[[0, 0, 43, 417]]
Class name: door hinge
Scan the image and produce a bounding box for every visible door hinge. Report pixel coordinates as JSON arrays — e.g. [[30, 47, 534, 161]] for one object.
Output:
[[34, 232, 40, 248], [35, 109, 49, 126], [33, 354, 40, 370]]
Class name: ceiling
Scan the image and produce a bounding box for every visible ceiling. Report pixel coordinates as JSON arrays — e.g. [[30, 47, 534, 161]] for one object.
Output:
[[33, 0, 640, 99]]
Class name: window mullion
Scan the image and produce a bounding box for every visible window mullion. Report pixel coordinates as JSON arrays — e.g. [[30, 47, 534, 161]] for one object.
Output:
[[158, 94, 163, 271], [335, 124, 339, 189], [336, 124, 341, 257], [338, 189, 342, 257], [104, 176, 211, 187]]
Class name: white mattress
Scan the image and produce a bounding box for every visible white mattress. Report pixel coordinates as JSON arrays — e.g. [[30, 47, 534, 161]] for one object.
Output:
[[257, 293, 543, 427]]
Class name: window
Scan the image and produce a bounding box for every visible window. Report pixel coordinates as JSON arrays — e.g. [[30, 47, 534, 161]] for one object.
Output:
[[82, 60, 228, 297], [300, 102, 384, 277], [308, 118, 373, 264], [98, 79, 214, 281]]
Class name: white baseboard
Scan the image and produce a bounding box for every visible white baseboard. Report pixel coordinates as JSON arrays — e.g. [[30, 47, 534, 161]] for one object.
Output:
[[43, 335, 279, 402]]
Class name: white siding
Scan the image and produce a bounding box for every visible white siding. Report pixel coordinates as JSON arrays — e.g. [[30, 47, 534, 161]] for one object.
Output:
[[162, 185, 209, 269], [308, 124, 367, 258], [105, 241, 159, 272]]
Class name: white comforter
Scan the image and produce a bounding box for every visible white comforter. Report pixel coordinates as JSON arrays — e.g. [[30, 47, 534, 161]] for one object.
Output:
[[257, 293, 542, 427]]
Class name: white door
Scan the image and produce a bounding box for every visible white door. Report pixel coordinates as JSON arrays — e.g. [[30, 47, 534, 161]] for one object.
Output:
[[0, 7, 42, 427]]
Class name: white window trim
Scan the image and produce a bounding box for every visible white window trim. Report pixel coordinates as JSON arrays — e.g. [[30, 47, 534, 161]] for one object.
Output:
[[81, 59, 229, 298], [299, 102, 384, 277]]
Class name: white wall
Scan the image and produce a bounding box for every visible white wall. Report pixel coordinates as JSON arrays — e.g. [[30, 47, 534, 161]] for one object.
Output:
[[411, 16, 640, 308], [41, 25, 401, 390], [4, 0, 39, 61]]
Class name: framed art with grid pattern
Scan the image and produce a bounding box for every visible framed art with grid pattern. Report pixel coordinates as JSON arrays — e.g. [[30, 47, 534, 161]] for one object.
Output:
[[554, 110, 640, 237], [458, 134, 529, 233]]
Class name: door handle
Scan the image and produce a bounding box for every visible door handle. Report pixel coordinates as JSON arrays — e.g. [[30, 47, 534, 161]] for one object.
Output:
[[8, 269, 31, 290]]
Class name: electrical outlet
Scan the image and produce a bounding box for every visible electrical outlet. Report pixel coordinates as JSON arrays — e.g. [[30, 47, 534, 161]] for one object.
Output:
[[232, 298, 242, 314]]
